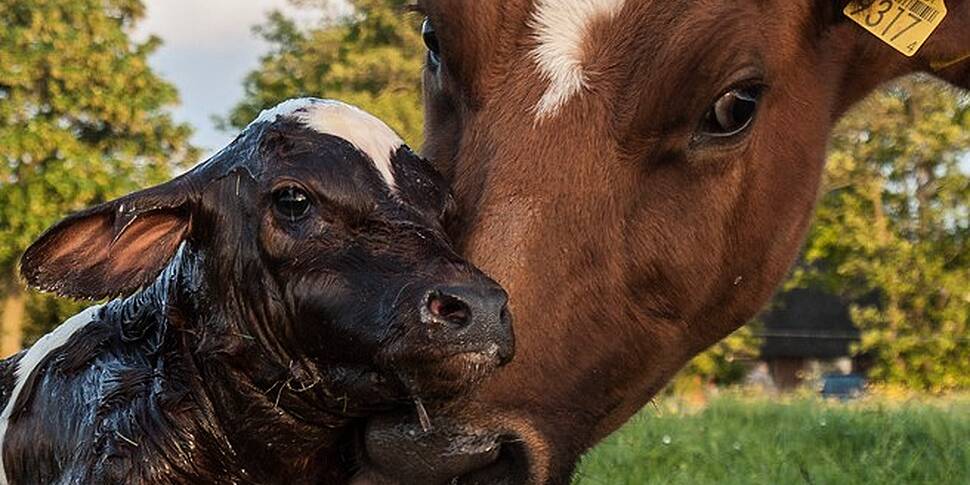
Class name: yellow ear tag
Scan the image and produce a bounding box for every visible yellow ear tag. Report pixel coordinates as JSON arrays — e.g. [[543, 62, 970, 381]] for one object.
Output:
[[844, 0, 947, 57]]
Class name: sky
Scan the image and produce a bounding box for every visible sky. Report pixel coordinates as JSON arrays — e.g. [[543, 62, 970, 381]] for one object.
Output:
[[135, 1, 345, 157]]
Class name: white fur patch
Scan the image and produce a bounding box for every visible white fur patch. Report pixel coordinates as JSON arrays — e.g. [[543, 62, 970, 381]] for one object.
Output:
[[530, 0, 626, 120], [250, 98, 404, 190], [247, 98, 321, 128], [0, 305, 102, 484]]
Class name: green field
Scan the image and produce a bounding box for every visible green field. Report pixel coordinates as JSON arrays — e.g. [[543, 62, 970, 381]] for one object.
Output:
[[573, 392, 970, 485]]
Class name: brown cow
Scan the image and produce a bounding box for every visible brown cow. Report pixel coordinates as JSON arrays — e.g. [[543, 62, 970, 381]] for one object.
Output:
[[354, 1, 969, 484]]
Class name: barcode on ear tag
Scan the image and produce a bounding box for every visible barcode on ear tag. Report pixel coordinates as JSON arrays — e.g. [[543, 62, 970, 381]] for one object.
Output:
[[844, 0, 947, 57]]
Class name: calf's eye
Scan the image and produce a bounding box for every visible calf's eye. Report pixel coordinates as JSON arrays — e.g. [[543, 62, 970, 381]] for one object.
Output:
[[700, 86, 763, 138], [273, 187, 311, 221], [422, 18, 441, 67]]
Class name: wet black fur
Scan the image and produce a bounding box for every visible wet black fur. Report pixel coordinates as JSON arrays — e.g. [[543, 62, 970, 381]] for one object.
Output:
[[3, 100, 511, 484]]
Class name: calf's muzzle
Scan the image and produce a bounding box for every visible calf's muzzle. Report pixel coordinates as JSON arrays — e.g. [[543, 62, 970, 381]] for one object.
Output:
[[423, 282, 514, 364]]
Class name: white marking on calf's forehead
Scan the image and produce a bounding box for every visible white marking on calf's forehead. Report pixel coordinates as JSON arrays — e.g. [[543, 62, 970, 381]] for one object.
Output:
[[530, 0, 626, 121], [0, 305, 102, 485], [250, 98, 404, 190]]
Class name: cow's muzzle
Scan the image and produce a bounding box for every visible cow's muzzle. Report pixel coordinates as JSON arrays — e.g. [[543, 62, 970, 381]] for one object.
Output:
[[352, 412, 530, 485]]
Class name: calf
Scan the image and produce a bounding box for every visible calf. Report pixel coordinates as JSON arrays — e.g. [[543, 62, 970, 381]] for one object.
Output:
[[0, 98, 514, 484]]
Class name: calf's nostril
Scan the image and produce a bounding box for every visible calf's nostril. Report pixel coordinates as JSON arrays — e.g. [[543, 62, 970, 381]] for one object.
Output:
[[427, 292, 471, 326]]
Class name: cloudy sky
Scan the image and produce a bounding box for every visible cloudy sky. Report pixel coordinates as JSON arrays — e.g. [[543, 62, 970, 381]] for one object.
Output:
[[136, 1, 346, 156]]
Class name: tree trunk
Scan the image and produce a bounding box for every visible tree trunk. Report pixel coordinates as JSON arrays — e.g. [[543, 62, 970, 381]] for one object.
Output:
[[1, 289, 25, 358]]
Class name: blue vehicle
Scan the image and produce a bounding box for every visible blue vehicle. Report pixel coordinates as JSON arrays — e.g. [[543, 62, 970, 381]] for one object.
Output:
[[821, 373, 867, 400]]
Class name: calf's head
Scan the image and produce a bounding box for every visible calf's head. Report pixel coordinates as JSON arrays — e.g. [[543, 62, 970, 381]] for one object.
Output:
[[359, 1, 970, 483], [21, 98, 514, 411]]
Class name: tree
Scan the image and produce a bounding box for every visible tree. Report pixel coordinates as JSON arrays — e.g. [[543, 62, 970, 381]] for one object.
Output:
[[0, 0, 198, 355], [790, 76, 969, 392], [220, 0, 425, 145]]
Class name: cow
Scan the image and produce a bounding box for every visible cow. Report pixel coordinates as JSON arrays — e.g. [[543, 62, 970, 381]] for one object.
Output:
[[0, 98, 514, 484], [353, 1, 970, 484]]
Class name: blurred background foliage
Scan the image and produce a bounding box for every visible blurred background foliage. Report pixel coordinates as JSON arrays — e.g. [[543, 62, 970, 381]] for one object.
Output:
[[792, 77, 969, 392], [217, 0, 425, 146], [0, 0, 966, 392]]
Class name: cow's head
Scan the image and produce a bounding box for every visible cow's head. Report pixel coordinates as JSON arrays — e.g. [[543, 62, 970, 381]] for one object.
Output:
[[21, 98, 514, 417], [358, 1, 969, 483]]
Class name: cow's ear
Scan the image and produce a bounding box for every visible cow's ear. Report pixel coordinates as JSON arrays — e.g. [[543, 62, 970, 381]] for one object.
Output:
[[20, 182, 195, 301], [818, 1, 970, 103]]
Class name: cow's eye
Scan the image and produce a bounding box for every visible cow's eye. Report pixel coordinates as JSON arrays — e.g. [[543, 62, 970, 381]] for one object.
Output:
[[699, 86, 763, 138], [422, 18, 441, 68], [273, 187, 311, 221]]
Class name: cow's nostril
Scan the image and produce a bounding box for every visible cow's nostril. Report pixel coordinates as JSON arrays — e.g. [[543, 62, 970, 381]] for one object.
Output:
[[427, 292, 471, 326]]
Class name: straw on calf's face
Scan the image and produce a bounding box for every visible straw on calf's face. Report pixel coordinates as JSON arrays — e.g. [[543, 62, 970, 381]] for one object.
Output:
[[356, 1, 970, 483], [2, 99, 512, 483]]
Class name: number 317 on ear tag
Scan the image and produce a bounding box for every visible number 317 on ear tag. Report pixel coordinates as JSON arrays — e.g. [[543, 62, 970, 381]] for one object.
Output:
[[844, 0, 947, 56]]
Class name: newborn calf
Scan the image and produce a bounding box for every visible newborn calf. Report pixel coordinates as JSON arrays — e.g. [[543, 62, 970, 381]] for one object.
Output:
[[0, 99, 513, 484]]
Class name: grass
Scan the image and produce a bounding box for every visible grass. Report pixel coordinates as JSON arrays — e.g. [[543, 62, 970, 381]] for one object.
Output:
[[573, 391, 970, 485]]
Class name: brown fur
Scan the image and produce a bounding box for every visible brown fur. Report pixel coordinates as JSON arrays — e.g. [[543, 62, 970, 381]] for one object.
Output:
[[357, 1, 970, 483]]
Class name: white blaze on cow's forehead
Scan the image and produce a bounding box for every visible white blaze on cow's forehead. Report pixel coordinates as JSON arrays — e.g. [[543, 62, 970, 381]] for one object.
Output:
[[530, 0, 626, 121], [250, 98, 404, 190], [0, 305, 103, 485]]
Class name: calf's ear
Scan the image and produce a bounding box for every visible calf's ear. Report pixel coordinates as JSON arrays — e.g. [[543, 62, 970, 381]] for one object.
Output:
[[391, 148, 458, 229], [20, 181, 195, 301]]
